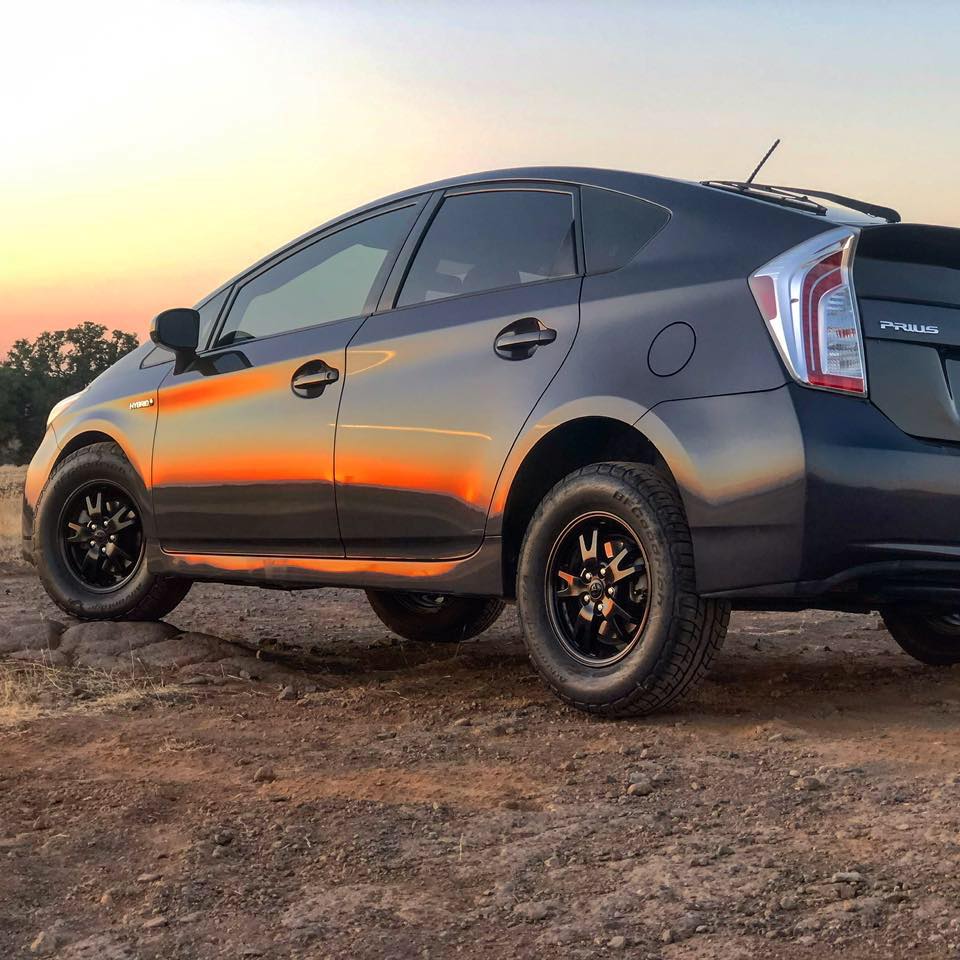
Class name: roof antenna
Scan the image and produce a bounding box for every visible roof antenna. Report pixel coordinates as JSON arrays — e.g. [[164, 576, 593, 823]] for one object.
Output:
[[745, 138, 781, 185]]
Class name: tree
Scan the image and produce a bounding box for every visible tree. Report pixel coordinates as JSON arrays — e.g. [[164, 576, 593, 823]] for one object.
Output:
[[0, 322, 139, 464]]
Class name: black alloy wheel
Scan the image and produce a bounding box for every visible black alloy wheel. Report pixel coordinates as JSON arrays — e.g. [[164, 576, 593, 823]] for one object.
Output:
[[59, 481, 145, 592], [393, 593, 450, 613], [35, 441, 192, 621], [365, 589, 505, 643], [546, 512, 650, 667], [516, 462, 730, 717], [881, 607, 960, 666]]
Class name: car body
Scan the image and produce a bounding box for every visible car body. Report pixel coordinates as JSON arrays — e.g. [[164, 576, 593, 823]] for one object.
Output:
[[23, 166, 960, 714]]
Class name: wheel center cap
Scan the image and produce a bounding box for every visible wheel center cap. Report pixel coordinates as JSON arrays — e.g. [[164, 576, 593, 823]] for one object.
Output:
[[93, 529, 107, 542], [588, 579, 605, 600]]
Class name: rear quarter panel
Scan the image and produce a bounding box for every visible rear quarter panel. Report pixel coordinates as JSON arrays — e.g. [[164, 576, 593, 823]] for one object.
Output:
[[487, 177, 832, 540]]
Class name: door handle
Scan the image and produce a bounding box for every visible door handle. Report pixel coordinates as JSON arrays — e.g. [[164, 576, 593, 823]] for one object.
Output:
[[292, 360, 339, 397], [494, 317, 557, 360]]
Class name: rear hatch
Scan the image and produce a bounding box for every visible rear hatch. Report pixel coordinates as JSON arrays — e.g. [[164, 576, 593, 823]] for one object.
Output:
[[855, 225, 960, 442]]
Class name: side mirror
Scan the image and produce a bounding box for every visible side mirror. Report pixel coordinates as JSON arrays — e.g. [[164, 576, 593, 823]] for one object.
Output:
[[151, 308, 200, 373]]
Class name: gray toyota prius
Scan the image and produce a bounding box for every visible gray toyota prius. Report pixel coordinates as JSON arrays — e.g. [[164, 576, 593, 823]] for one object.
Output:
[[22, 166, 960, 715]]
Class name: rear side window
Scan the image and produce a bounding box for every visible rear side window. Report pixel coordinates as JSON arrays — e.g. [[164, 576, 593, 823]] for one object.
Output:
[[397, 190, 576, 306], [582, 186, 669, 275], [217, 205, 416, 345]]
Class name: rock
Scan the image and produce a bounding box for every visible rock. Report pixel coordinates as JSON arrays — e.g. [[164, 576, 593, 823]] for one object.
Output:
[[672, 912, 705, 940], [779, 894, 799, 911], [99, 891, 113, 907], [0, 619, 65, 656], [58, 621, 179, 671], [608, 935, 627, 949], [142, 916, 167, 930], [253, 765, 277, 783], [59, 933, 134, 959], [30, 930, 62, 956], [452, 717, 472, 727], [830, 871, 863, 884], [278, 685, 297, 701], [513, 900, 551, 922], [627, 777, 654, 797], [795, 776, 826, 792], [136, 872, 162, 884], [213, 830, 233, 846], [135, 633, 247, 670]]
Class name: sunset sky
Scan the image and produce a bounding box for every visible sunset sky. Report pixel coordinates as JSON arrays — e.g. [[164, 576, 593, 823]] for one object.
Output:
[[2, 0, 959, 354]]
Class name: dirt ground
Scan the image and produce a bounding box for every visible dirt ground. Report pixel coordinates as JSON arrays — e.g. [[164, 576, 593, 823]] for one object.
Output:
[[3, 561, 960, 959]]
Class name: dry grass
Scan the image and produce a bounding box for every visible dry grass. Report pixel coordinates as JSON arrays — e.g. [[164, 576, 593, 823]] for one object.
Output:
[[0, 659, 187, 727], [0, 465, 26, 564]]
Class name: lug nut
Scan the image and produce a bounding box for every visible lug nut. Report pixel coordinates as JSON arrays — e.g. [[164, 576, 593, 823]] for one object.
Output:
[[89, 540, 96, 547], [608, 587, 615, 596], [100, 548, 107, 554], [109, 535, 116, 542], [599, 567, 606, 576], [582, 595, 590, 604], [596, 603, 603, 613]]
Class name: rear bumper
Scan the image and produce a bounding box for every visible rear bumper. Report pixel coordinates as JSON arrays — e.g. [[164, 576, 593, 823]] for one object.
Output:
[[645, 384, 960, 608]]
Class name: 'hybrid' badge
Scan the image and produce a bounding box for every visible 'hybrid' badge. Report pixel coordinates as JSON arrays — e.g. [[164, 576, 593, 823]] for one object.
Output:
[[129, 398, 155, 410]]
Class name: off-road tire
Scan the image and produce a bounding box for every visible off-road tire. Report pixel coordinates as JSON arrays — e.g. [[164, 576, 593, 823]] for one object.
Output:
[[516, 461, 730, 717], [881, 609, 960, 666], [34, 441, 192, 621], [365, 590, 505, 643]]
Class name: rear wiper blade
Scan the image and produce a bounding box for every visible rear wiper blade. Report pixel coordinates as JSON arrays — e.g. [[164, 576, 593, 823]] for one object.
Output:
[[704, 180, 901, 223], [702, 180, 827, 216]]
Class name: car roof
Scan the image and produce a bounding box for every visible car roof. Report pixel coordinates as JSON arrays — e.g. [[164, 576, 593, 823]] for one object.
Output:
[[197, 167, 699, 306], [196, 165, 825, 308]]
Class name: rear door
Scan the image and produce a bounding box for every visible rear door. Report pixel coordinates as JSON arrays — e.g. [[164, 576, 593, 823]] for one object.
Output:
[[335, 183, 582, 559], [856, 224, 960, 442], [151, 201, 421, 556]]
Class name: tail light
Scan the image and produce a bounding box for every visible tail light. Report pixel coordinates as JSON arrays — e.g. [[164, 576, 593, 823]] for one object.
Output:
[[749, 227, 867, 396]]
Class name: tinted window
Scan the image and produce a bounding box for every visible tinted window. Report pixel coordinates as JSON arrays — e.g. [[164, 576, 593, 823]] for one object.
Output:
[[582, 186, 669, 275], [397, 190, 575, 306], [217, 206, 415, 345]]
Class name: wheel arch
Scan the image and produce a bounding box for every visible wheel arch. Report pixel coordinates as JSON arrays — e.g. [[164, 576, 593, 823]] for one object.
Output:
[[44, 426, 158, 540], [53, 430, 125, 468], [498, 416, 676, 599]]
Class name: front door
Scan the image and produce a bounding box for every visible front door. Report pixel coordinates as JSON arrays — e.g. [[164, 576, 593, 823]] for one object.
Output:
[[335, 185, 582, 559], [152, 202, 419, 556]]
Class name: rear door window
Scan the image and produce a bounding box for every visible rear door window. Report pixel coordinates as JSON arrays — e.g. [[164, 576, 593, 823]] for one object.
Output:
[[582, 186, 669, 275], [397, 189, 576, 306]]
